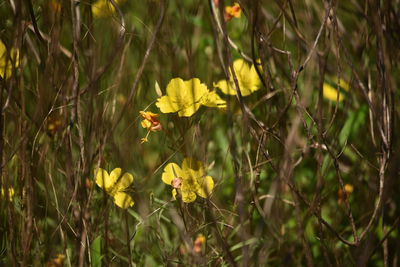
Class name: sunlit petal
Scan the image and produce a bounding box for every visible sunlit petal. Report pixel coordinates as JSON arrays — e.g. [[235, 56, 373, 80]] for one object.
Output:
[[196, 176, 214, 198], [162, 163, 184, 185], [113, 192, 134, 208]]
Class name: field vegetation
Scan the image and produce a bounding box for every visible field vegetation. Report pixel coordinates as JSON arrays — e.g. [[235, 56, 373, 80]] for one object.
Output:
[[0, 0, 399, 266]]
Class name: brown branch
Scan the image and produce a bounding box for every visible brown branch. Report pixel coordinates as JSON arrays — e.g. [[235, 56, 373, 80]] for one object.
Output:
[[112, 0, 166, 130]]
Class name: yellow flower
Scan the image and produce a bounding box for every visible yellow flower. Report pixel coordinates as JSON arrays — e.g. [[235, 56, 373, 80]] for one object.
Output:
[[161, 158, 214, 203], [156, 78, 226, 117], [224, 2, 241, 21], [214, 59, 262, 96], [92, 0, 123, 18], [323, 76, 350, 102], [47, 254, 65, 267], [95, 168, 134, 208], [1, 186, 15, 201], [0, 40, 19, 80]]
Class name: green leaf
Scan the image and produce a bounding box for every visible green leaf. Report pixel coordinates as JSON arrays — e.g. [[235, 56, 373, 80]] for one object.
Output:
[[321, 155, 332, 177], [229, 237, 259, 252], [144, 255, 160, 267], [91, 235, 103, 267], [339, 105, 367, 147], [352, 105, 368, 133], [339, 110, 356, 147]]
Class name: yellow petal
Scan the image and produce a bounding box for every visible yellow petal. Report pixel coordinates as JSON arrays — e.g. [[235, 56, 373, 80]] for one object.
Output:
[[0, 41, 19, 79], [233, 59, 250, 77], [112, 171, 134, 193], [156, 78, 210, 117], [202, 91, 227, 109], [113, 192, 134, 208], [338, 78, 350, 92], [178, 78, 208, 117], [92, 0, 115, 17], [323, 83, 344, 102], [181, 189, 197, 203], [0, 41, 8, 79], [172, 188, 177, 200], [95, 168, 113, 192], [215, 59, 262, 96], [166, 78, 189, 102], [162, 163, 183, 185], [95, 168, 133, 196], [248, 63, 262, 90], [0, 41, 5, 57], [8, 187, 15, 201], [182, 78, 209, 104], [214, 80, 236, 95], [165, 78, 207, 105], [234, 59, 261, 96], [156, 95, 180, 114], [182, 157, 204, 172], [329, 76, 350, 92], [141, 119, 152, 129], [182, 157, 207, 193], [0, 41, 5, 65], [196, 176, 214, 198], [178, 104, 201, 117], [1, 187, 15, 201]]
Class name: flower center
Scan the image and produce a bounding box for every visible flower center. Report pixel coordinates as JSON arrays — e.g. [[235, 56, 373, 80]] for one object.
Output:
[[172, 177, 182, 189]]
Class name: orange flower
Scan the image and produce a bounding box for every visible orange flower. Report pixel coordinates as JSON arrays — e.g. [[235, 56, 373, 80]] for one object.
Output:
[[338, 184, 354, 204], [85, 178, 93, 189], [49, 0, 61, 13], [224, 2, 241, 21], [47, 115, 62, 136], [139, 111, 162, 143], [140, 111, 162, 132], [193, 234, 206, 254]]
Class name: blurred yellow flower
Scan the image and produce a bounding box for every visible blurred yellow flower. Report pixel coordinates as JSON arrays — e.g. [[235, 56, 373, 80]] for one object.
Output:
[[92, 0, 123, 18], [161, 158, 214, 203], [95, 168, 134, 208], [1, 186, 15, 201], [47, 254, 65, 267], [224, 2, 241, 21], [48, 0, 61, 13], [156, 78, 226, 117], [214, 59, 262, 96], [0, 40, 19, 80], [323, 76, 350, 102], [344, 184, 354, 193]]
